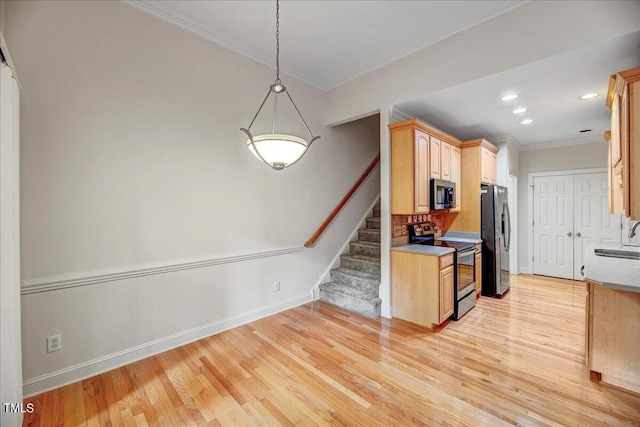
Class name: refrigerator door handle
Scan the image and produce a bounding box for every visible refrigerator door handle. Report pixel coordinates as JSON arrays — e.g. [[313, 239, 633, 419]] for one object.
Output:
[[504, 201, 511, 251]]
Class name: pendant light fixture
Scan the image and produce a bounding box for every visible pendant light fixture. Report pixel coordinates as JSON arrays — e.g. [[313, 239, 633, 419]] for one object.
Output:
[[241, 0, 320, 170]]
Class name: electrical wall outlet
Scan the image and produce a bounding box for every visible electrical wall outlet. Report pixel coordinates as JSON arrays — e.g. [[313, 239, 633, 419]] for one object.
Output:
[[274, 281, 281, 292], [47, 334, 62, 353]]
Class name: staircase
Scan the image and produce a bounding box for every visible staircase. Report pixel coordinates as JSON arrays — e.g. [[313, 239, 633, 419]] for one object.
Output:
[[319, 202, 382, 318]]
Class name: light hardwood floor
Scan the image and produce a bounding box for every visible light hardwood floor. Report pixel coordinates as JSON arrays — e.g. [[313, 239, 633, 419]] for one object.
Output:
[[23, 275, 640, 426]]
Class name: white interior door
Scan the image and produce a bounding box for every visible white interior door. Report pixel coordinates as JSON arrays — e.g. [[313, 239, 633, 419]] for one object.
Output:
[[534, 172, 622, 280], [533, 175, 574, 279], [573, 173, 622, 279]]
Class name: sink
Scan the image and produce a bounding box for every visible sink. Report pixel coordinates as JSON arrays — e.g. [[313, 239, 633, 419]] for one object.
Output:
[[594, 248, 640, 260]]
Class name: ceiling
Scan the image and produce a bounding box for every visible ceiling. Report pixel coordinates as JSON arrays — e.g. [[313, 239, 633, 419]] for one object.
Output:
[[395, 31, 640, 150], [125, 0, 528, 90], [125, 1, 639, 150]]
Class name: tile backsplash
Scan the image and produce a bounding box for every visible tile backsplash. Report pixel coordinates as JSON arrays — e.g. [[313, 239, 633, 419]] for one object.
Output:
[[392, 213, 447, 238]]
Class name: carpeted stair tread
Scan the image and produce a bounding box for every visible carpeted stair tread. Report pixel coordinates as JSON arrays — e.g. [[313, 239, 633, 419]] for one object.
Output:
[[319, 283, 380, 301], [330, 267, 380, 282], [318, 198, 382, 318], [340, 254, 381, 273], [319, 283, 382, 318], [358, 229, 381, 242]]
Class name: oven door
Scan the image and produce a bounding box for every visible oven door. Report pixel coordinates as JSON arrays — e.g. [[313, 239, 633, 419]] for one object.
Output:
[[456, 247, 476, 299]]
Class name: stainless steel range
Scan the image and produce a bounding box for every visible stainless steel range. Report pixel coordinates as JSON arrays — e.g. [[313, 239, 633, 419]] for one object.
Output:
[[408, 224, 477, 320]]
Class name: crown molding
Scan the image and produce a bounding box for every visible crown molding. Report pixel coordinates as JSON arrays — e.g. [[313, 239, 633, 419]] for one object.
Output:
[[518, 134, 606, 152]]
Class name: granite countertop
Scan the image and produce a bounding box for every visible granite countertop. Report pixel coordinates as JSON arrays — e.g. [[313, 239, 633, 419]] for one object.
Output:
[[391, 244, 454, 256], [583, 241, 640, 293]]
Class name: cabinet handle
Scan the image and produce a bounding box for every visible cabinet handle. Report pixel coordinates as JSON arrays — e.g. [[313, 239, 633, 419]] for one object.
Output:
[[576, 232, 581, 237], [567, 231, 572, 237]]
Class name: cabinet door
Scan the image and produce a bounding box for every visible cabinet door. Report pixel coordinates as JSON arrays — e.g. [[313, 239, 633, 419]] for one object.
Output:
[[475, 252, 482, 294], [610, 93, 622, 167], [439, 265, 454, 323], [450, 146, 461, 208], [441, 141, 451, 181], [481, 147, 497, 185], [415, 130, 430, 213], [430, 137, 441, 179], [608, 133, 624, 215]]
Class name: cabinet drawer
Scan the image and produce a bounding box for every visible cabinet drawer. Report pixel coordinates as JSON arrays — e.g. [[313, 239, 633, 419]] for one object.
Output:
[[439, 253, 454, 269]]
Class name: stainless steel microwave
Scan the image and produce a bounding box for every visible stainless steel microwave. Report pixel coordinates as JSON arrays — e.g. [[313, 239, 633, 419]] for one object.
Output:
[[430, 179, 456, 210]]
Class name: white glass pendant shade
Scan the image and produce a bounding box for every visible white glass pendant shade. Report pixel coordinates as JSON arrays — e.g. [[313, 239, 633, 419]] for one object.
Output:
[[246, 134, 309, 170], [240, 0, 319, 171]]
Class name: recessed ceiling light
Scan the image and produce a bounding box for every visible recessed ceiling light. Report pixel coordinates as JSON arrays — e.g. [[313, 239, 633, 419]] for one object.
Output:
[[520, 119, 534, 125], [502, 94, 518, 101], [579, 93, 599, 100], [512, 107, 527, 114]]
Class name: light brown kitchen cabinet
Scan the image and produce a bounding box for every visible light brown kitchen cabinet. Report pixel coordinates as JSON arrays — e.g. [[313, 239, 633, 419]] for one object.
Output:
[[586, 281, 640, 394], [605, 131, 624, 215], [481, 146, 497, 185], [390, 123, 430, 214], [429, 138, 453, 182], [389, 119, 463, 214], [606, 67, 640, 219], [474, 243, 482, 295], [450, 145, 461, 209], [441, 141, 452, 181], [439, 264, 454, 323], [430, 137, 441, 179], [448, 138, 499, 233], [391, 250, 454, 329]]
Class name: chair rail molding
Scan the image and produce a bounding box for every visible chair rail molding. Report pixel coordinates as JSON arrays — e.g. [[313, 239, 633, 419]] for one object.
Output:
[[21, 246, 305, 295]]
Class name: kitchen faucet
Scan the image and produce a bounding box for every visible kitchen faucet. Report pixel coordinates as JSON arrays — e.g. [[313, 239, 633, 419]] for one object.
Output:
[[629, 220, 640, 238]]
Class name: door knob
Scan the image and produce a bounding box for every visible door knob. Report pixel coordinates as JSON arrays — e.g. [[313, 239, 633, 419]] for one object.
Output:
[[576, 232, 581, 237], [567, 231, 572, 237]]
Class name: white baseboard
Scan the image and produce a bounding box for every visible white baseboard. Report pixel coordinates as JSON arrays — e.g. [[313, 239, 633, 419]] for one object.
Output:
[[22, 294, 310, 398], [519, 267, 530, 275]]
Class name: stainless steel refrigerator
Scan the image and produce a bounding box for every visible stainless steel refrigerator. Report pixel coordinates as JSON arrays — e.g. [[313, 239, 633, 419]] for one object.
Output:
[[481, 184, 511, 297]]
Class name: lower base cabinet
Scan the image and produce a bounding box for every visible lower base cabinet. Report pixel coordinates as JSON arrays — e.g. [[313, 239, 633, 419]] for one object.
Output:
[[391, 251, 454, 329], [586, 282, 640, 394]]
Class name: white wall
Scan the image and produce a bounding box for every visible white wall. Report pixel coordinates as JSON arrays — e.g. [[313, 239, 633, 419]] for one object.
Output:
[[493, 137, 520, 188], [0, 60, 23, 427], [325, 1, 640, 126], [517, 142, 607, 273], [6, 0, 380, 396]]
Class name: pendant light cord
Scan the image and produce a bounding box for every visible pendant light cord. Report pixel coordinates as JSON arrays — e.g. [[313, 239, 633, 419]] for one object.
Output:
[[275, 0, 280, 84]]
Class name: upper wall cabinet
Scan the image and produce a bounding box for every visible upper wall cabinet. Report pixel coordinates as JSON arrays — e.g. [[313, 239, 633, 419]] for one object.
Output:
[[448, 138, 499, 232], [481, 146, 497, 185], [429, 138, 454, 182], [389, 119, 463, 214], [606, 68, 640, 219], [390, 122, 430, 214], [441, 142, 452, 181], [430, 137, 441, 179], [450, 145, 461, 209]]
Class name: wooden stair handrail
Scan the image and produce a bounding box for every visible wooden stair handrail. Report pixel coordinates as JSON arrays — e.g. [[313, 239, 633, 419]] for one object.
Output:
[[305, 153, 380, 248]]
